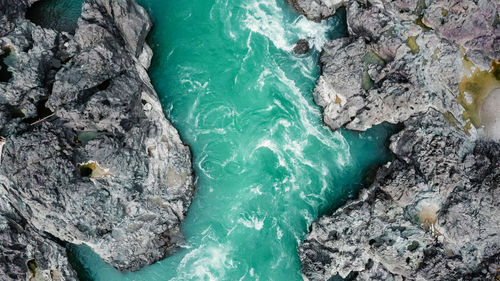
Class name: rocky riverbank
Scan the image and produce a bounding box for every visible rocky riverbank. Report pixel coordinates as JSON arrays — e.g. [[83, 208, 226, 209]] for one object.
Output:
[[291, 0, 500, 280], [0, 0, 195, 280]]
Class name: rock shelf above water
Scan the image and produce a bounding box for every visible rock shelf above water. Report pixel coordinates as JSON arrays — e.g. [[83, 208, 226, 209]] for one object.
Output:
[[0, 0, 194, 280], [291, 0, 500, 280]]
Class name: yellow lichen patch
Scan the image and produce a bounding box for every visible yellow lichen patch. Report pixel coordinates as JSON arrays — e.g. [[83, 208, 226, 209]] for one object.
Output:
[[441, 9, 448, 17], [406, 36, 420, 54], [78, 161, 113, 178], [147, 146, 155, 157], [444, 248, 454, 256], [50, 269, 63, 281], [334, 95, 342, 105], [431, 48, 440, 62], [418, 205, 440, 236], [458, 59, 500, 130]]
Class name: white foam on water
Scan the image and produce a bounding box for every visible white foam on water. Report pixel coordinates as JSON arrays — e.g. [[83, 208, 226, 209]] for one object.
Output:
[[291, 16, 333, 51], [257, 68, 271, 91], [198, 153, 214, 179], [276, 226, 283, 240], [174, 244, 233, 281], [221, 150, 237, 167], [238, 214, 265, 230], [250, 184, 263, 195], [242, 0, 334, 53], [243, 31, 254, 64], [252, 138, 287, 167], [243, 0, 290, 51], [272, 65, 353, 172]]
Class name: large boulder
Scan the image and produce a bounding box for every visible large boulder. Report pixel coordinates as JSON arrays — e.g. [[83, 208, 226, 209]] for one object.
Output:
[[0, 0, 195, 279]]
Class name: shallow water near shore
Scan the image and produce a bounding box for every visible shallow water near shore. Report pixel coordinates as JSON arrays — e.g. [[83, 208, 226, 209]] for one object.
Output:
[[35, 0, 396, 280]]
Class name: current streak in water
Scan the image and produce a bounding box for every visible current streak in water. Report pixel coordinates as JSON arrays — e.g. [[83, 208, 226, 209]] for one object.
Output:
[[53, 0, 396, 280]]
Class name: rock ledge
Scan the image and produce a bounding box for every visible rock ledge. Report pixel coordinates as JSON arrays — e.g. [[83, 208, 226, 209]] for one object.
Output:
[[295, 0, 500, 280], [0, 0, 195, 280]]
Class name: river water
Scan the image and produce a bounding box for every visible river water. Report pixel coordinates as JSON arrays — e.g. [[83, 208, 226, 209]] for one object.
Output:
[[31, 0, 395, 280]]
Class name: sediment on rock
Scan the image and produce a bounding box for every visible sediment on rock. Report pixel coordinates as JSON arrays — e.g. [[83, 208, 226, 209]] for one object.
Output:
[[0, 0, 195, 280], [295, 0, 500, 280]]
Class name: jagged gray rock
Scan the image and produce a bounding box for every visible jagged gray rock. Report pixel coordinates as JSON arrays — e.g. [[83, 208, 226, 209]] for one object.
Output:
[[0, 190, 74, 281], [300, 111, 500, 280], [314, 0, 499, 133], [293, 39, 310, 54], [286, 0, 347, 22], [0, 0, 195, 280], [0, 0, 38, 36], [297, 0, 500, 280]]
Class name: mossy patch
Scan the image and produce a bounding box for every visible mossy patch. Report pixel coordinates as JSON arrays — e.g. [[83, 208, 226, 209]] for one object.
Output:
[[78, 161, 113, 178], [27, 259, 38, 273], [385, 26, 396, 37], [442, 111, 461, 130], [457, 58, 500, 131], [360, 50, 384, 91], [405, 36, 420, 54], [363, 50, 386, 66], [431, 48, 440, 62], [10, 108, 25, 118], [27, 259, 38, 281], [361, 69, 374, 91], [74, 131, 99, 145], [407, 240, 419, 251], [493, 12, 499, 28], [414, 0, 426, 16]]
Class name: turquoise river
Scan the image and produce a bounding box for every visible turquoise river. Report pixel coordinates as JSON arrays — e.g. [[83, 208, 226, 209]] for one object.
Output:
[[32, 0, 396, 280]]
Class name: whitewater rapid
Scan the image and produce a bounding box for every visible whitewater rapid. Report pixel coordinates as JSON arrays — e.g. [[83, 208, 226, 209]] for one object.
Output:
[[71, 0, 394, 280]]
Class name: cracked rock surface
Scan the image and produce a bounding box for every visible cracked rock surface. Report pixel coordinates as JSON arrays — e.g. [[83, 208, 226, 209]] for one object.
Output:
[[0, 0, 195, 280], [294, 0, 500, 280]]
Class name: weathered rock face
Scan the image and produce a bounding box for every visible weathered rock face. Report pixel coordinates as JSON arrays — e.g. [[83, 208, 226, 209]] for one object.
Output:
[[286, 0, 348, 22], [296, 0, 500, 280], [0, 0, 38, 36], [0, 0, 195, 280], [314, 0, 499, 133], [300, 111, 500, 280]]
